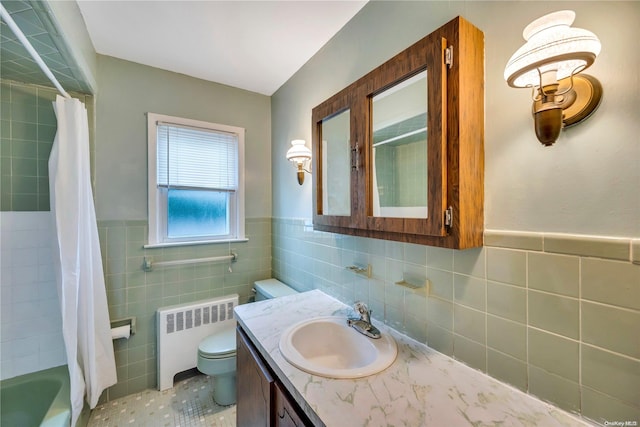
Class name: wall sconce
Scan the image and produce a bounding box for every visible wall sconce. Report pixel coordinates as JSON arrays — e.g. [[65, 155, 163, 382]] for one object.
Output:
[[286, 139, 312, 185], [504, 10, 602, 146]]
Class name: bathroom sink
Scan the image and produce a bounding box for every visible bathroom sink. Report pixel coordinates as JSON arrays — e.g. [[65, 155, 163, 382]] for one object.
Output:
[[278, 316, 397, 379]]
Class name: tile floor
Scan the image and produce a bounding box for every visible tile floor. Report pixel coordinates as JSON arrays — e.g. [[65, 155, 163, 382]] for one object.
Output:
[[88, 373, 236, 427]]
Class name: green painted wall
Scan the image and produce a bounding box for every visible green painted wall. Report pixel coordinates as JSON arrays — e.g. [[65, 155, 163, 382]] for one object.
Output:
[[94, 55, 271, 221], [271, 1, 640, 238], [93, 55, 273, 400]]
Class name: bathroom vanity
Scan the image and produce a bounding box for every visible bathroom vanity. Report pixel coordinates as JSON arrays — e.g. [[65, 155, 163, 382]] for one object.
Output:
[[235, 290, 592, 426], [236, 325, 312, 426]]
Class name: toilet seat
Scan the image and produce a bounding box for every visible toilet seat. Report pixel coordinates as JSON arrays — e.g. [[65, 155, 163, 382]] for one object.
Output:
[[198, 324, 236, 359]]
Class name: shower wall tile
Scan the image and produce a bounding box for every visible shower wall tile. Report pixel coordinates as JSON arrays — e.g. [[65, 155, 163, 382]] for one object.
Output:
[[0, 79, 94, 212], [97, 217, 272, 401], [273, 219, 640, 422], [0, 211, 65, 380]]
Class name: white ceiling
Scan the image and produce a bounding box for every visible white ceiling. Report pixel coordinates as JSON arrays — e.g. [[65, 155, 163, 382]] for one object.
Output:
[[76, 1, 367, 96]]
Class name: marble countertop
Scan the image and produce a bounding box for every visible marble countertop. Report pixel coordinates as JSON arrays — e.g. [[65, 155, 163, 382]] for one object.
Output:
[[234, 289, 592, 427]]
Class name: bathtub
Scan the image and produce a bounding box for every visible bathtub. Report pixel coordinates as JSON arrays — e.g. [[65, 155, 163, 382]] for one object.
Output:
[[0, 365, 71, 427]]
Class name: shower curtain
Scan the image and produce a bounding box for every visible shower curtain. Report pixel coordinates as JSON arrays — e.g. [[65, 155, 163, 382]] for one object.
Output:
[[49, 95, 117, 426]]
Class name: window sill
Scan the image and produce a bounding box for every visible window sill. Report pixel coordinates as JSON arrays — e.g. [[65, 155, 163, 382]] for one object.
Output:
[[143, 238, 249, 249]]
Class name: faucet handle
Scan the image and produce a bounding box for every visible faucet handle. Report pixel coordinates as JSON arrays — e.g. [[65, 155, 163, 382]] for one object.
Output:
[[353, 301, 367, 313], [353, 301, 371, 320]]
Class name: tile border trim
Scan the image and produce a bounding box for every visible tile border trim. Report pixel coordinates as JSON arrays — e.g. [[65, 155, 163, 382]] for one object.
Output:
[[485, 230, 636, 263]]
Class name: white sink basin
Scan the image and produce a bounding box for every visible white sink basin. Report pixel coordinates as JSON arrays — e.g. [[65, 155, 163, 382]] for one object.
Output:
[[278, 316, 397, 379]]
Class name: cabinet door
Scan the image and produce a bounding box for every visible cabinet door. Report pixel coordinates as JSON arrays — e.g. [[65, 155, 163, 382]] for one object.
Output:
[[313, 35, 449, 239], [365, 36, 449, 238], [274, 381, 313, 427], [312, 88, 367, 231], [237, 327, 274, 427]]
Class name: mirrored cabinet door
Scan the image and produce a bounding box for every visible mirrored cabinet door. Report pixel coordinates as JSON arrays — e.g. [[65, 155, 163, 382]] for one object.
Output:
[[365, 34, 448, 238], [371, 70, 428, 219], [313, 89, 365, 230]]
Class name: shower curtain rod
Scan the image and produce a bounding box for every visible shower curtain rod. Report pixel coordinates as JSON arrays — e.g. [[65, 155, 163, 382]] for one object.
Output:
[[0, 3, 71, 99]]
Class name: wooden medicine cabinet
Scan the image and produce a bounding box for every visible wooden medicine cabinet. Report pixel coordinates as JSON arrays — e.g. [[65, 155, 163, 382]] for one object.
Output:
[[312, 16, 484, 249]]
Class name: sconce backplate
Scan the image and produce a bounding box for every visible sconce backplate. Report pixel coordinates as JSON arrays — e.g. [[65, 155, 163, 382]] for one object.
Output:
[[561, 74, 603, 127], [533, 74, 602, 129]]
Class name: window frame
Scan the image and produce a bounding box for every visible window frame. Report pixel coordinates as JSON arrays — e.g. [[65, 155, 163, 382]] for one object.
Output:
[[146, 112, 246, 247]]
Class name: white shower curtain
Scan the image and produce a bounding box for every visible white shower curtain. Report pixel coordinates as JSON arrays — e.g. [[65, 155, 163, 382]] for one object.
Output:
[[49, 95, 117, 426]]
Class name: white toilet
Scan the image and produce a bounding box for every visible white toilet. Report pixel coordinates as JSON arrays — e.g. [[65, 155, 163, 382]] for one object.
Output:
[[197, 322, 237, 405], [253, 278, 299, 301], [196, 278, 297, 405]]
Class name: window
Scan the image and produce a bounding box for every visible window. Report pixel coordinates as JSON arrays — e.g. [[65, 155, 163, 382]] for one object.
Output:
[[147, 113, 245, 246]]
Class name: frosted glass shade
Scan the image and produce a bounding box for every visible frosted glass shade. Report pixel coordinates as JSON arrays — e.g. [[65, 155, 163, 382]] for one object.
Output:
[[286, 139, 312, 163], [504, 10, 601, 88]]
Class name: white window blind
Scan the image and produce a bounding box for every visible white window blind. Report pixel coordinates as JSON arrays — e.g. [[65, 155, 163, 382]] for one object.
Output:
[[157, 123, 238, 191]]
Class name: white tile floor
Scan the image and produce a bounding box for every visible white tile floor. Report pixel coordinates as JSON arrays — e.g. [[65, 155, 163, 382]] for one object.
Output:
[[88, 374, 236, 427]]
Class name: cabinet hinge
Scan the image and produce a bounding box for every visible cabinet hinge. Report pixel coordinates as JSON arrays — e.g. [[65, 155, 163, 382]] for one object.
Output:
[[445, 46, 453, 69], [444, 206, 453, 227]]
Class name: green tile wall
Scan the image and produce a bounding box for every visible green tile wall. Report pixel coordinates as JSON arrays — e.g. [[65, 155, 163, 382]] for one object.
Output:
[[0, 79, 93, 211], [272, 219, 640, 424], [374, 138, 427, 208], [395, 140, 426, 207], [98, 217, 272, 401]]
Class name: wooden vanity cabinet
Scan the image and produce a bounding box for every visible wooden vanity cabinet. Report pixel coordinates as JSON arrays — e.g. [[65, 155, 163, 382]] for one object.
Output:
[[237, 326, 273, 426], [236, 326, 313, 427], [312, 16, 484, 249], [273, 381, 310, 427]]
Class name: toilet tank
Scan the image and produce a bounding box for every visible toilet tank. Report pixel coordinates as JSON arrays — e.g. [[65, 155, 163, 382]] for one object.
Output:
[[254, 279, 298, 301]]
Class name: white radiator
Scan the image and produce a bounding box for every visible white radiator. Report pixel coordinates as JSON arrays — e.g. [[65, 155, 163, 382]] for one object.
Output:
[[156, 294, 238, 391]]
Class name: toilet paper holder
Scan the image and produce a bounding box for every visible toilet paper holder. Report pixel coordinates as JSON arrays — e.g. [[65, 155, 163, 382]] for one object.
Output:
[[110, 316, 136, 336]]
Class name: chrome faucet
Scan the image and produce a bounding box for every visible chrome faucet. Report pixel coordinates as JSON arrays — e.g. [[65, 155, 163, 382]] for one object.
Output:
[[347, 302, 381, 339]]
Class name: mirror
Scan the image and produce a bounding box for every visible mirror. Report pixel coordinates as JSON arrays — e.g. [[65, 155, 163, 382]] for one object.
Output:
[[371, 70, 428, 219], [321, 109, 351, 216]]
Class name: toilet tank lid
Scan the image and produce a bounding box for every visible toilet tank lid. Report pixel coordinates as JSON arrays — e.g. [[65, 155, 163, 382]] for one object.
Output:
[[199, 323, 236, 356], [254, 279, 298, 298]]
